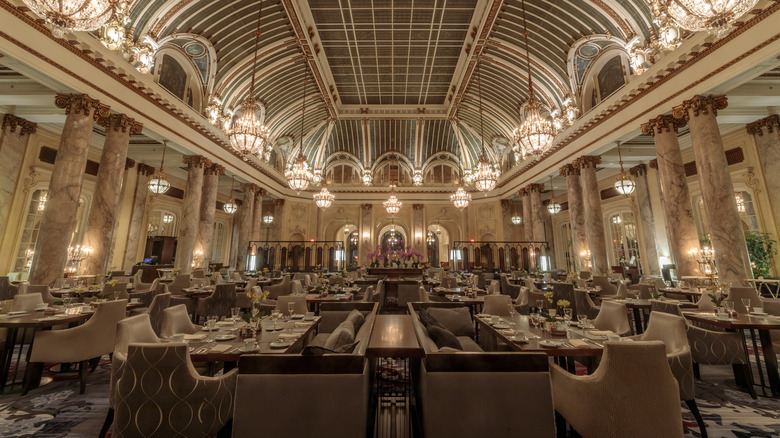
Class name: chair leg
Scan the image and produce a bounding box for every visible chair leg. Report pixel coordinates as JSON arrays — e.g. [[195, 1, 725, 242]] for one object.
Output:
[[693, 362, 700, 379], [89, 356, 101, 373], [98, 408, 114, 438], [733, 363, 758, 399], [685, 399, 707, 438], [78, 360, 89, 394], [21, 362, 44, 396]]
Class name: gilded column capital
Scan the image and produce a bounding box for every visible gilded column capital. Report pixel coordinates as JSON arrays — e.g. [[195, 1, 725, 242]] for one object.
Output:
[[672, 95, 728, 121], [97, 113, 143, 134], [413, 203, 424, 210], [2, 114, 37, 135], [240, 183, 260, 194], [274, 199, 285, 208], [648, 159, 658, 169], [205, 163, 226, 176], [525, 183, 544, 193], [518, 188, 528, 197], [257, 188, 268, 197], [641, 114, 686, 136], [54, 93, 110, 120], [361, 203, 372, 212], [629, 163, 647, 177], [125, 158, 136, 170], [182, 155, 212, 169], [746, 114, 779, 136], [559, 163, 579, 176], [573, 155, 601, 169], [137, 163, 155, 176]]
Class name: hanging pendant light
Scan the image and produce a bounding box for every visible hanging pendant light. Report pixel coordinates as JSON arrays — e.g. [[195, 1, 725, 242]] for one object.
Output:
[[148, 140, 171, 195], [735, 192, 745, 212], [547, 175, 561, 214], [652, 0, 758, 37], [223, 175, 238, 214], [613, 141, 636, 195], [511, 213, 522, 225], [383, 183, 402, 215], [226, 1, 270, 159], [314, 184, 335, 209], [472, 60, 500, 193], [285, 75, 314, 192], [23, 0, 124, 39], [451, 167, 471, 210], [513, 0, 556, 157], [426, 231, 435, 245]]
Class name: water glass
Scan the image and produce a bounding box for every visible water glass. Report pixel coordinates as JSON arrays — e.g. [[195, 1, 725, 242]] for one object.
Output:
[[724, 301, 735, 317], [287, 301, 296, 319], [563, 308, 573, 325], [231, 307, 241, 323], [741, 298, 751, 314], [206, 316, 217, 342]]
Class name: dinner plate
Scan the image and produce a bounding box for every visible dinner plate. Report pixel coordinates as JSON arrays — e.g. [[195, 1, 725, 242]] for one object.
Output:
[[539, 340, 559, 348], [510, 336, 529, 344], [201, 326, 220, 331], [290, 314, 304, 320], [491, 323, 510, 329], [215, 334, 236, 341], [751, 311, 768, 316], [238, 346, 258, 353], [270, 341, 293, 349]]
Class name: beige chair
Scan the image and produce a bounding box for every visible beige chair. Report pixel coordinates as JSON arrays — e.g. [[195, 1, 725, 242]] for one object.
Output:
[[274, 295, 307, 316], [441, 277, 458, 289], [160, 304, 200, 338], [552, 341, 684, 437], [486, 280, 500, 295], [196, 283, 238, 321], [290, 279, 304, 295], [499, 274, 521, 299], [599, 281, 628, 301], [727, 286, 765, 314], [25, 299, 128, 394], [590, 276, 617, 295], [113, 343, 237, 438], [26, 285, 57, 304], [482, 295, 513, 317], [633, 311, 705, 436], [11, 293, 43, 311], [593, 300, 632, 336], [103, 282, 129, 300], [362, 285, 375, 302], [574, 289, 600, 320], [264, 274, 291, 299], [132, 277, 158, 294], [235, 278, 256, 309], [191, 268, 206, 279], [418, 286, 431, 303], [129, 292, 171, 336], [167, 274, 191, 295]]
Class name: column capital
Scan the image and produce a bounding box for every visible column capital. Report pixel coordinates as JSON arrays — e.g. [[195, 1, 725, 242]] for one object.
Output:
[[413, 203, 424, 210], [54, 93, 110, 120], [205, 163, 226, 176], [240, 183, 260, 194], [641, 114, 686, 136], [573, 155, 601, 169], [137, 163, 155, 176], [97, 113, 143, 134], [746, 114, 779, 136], [361, 203, 372, 212], [518, 188, 528, 196], [257, 188, 268, 197], [672, 95, 728, 121], [648, 159, 658, 169], [2, 113, 37, 135], [125, 158, 136, 170], [559, 163, 579, 176], [274, 199, 285, 208], [629, 163, 647, 177], [525, 183, 544, 193], [182, 155, 212, 169]]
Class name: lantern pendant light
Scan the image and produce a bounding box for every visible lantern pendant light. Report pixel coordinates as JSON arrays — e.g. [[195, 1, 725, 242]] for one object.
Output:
[[547, 175, 561, 214], [613, 141, 636, 196], [148, 140, 171, 195], [223, 175, 238, 214]]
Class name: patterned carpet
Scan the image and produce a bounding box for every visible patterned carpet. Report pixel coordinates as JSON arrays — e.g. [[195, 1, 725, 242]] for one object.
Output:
[[0, 357, 778, 437]]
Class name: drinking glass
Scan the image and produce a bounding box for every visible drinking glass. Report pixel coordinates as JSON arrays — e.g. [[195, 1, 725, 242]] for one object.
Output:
[[741, 298, 751, 314], [563, 308, 573, 325], [231, 307, 241, 324], [536, 300, 544, 313], [272, 310, 281, 330], [62, 292, 71, 307], [724, 300, 735, 317], [206, 316, 217, 342], [577, 315, 587, 334], [287, 301, 296, 319]]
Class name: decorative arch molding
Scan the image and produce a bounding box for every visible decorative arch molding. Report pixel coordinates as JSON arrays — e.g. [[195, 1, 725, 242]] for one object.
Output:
[[156, 33, 218, 97], [153, 45, 206, 112], [566, 34, 629, 101], [579, 46, 631, 113], [422, 151, 460, 171], [322, 151, 363, 174], [372, 152, 415, 176], [376, 223, 409, 248]]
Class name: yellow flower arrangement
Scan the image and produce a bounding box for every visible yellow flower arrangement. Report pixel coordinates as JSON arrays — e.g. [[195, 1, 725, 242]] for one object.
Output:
[[544, 291, 554, 303], [247, 288, 270, 303], [557, 299, 571, 308]]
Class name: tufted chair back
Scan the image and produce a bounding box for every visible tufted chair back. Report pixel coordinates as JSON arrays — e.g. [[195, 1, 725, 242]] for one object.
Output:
[[196, 284, 238, 320]]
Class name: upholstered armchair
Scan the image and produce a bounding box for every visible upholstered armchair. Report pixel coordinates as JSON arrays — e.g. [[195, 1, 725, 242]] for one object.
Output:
[[291, 279, 304, 295], [132, 277, 158, 294], [264, 274, 291, 299], [593, 300, 632, 336], [482, 295, 513, 317], [196, 284, 238, 321], [129, 292, 171, 336], [274, 295, 307, 316], [500, 274, 521, 299], [167, 274, 191, 295], [633, 311, 705, 436], [418, 286, 431, 303], [553, 283, 578, 318], [11, 293, 43, 311], [26, 299, 128, 394], [590, 276, 616, 295], [102, 282, 129, 300], [599, 281, 628, 302], [574, 289, 600, 320], [727, 286, 780, 314], [441, 277, 458, 288], [486, 280, 500, 294], [234, 278, 256, 309], [551, 341, 684, 438], [113, 343, 237, 438], [160, 304, 200, 339], [362, 285, 375, 302]]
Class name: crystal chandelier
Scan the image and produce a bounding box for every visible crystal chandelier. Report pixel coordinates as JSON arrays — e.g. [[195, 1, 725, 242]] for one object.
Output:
[[413, 170, 423, 186], [362, 170, 372, 186], [451, 183, 471, 210], [653, 0, 759, 36], [547, 175, 561, 214], [148, 140, 171, 195], [513, 0, 557, 157], [383, 184, 402, 215], [511, 214, 522, 225], [223, 175, 238, 214], [162, 213, 174, 224], [472, 61, 500, 193], [426, 231, 435, 245], [226, 1, 270, 159], [285, 76, 314, 192], [23, 0, 123, 39], [262, 215, 274, 224], [314, 184, 335, 209], [613, 141, 635, 195], [735, 192, 745, 212]]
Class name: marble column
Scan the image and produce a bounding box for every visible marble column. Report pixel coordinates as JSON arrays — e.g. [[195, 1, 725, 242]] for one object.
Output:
[[236, 183, 258, 271], [122, 163, 155, 271], [229, 212, 240, 269], [560, 164, 588, 271], [527, 183, 546, 243], [0, 114, 37, 241], [250, 188, 266, 242], [82, 114, 142, 274], [29, 94, 109, 285], [574, 156, 609, 275], [630, 164, 661, 275], [175, 155, 212, 273], [643, 116, 700, 277], [520, 188, 533, 241], [500, 200, 514, 241], [413, 204, 424, 253], [195, 163, 224, 269], [360, 203, 372, 264], [747, 115, 780, 233], [271, 199, 285, 241], [673, 95, 751, 283]]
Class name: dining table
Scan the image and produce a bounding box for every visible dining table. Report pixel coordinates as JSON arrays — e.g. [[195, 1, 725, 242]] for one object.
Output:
[[683, 311, 780, 397], [601, 298, 698, 334], [658, 287, 703, 302], [305, 293, 354, 313]]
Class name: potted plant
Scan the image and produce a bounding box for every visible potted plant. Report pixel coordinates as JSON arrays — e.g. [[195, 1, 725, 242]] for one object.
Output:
[[745, 231, 777, 278]]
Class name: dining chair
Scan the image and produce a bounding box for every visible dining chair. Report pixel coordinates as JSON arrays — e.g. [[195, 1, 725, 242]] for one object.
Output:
[[26, 284, 57, 304], [552, 282, 578, 318], [362, 286, 375, 303], [11, 293, 43, 311], [191, 268, 206, 279], [633, 311, 706, 436], [593, 300, 631, 336], [500, 274, 521, 299], [113, 343, 237, 438], [264, 274, 291, 299], [129, 292, 171, 336], [103, 282, 129, 300], [196, 283, 238, 321], [727, 286, 764, 314], [574, 289, 600, 320], [291, 279, 304, 295], [274, 295, 307, 316], [441, 277, 458, 289], [482, 295, 513, 317], [167, 274, 191, 295], [578, 270, 592, 280], [160, 304, 200, 338], [551, 341, 684, 437], [25, 299, 128, 394], [590, 276, 617, 295], [418, 286, 431, 303]]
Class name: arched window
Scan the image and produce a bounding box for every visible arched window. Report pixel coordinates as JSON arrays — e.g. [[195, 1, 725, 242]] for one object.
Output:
[[211, 221, 227, 264], [327, 163, 360, 185], [153, 45, 207, 112], [373, 161, 411, 186], [423, 163, 456, 184], [581, 52, 630, 112], [607, 212, 640, 269], [147, 210, 178, 237]]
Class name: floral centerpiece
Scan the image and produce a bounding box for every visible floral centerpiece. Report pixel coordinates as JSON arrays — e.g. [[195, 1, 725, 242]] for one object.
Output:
[[708, 281, 730, 310], [366, 245, 382, 268], [403, 245, 424, 268], [566, 271, 578, 285]]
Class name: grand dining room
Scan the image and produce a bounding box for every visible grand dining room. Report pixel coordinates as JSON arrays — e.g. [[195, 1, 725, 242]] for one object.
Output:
[[1, 0, 780, 436]]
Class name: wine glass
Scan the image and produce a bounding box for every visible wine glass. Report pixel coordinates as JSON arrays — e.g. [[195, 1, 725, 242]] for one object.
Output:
[[62, 292, 71, 307], [578, 315, 588, 335], [563, 308, 573, 325], [740, 298, 751, 315], [724, 300, 735, 317], [272, 310, 281, 330], [287, 301, 296, 319], [206, 315, 217, 342], [231, 307, 241, 324], [535, 299, 544, 313]]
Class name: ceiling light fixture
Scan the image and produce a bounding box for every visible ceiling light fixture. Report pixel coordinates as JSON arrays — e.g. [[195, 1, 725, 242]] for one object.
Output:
[[223, 175, 238, 214], [651, 0, 758, 37], [413, 169, 423, 186], [472, 60, 500, 193], [383, 183, 402, 215], [225, 1, 270, 159], [613, 140, 636, 195], [426, 231, 435, 245], [511, 213, 522, 225], [285, 75, 314, 193], [547, 175, 561, 214], [313, 184, 335, 209], [23, 0, 124, 39], [513, 0, 557, 157], [148, 140, 171, 195], [362, 169, 372, 186], [735, 192, 745, 212]]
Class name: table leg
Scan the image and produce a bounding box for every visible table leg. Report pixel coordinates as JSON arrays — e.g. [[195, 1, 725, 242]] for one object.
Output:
[[632, 308, 643, 335], [758, 330, 780, 397], [0, 328, 18, 393], [749, 329, 767, 395]]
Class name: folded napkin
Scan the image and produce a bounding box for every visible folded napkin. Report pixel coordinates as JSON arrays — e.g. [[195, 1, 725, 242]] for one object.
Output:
[[207, 344, 232, 353], [184, 333, 207, 341], [498, 329, 514, 336], [278, 333, 299, 339], [588, 330, 614, 336], [294, 321, 314, 327], [216, 321, 234, 326], [568, 339, 590, 348]]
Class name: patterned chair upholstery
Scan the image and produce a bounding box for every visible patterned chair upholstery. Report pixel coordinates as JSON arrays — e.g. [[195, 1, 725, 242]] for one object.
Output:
[[593, 300, 631, 336], [113, 343, 237, 438], [551, 341, 684, 438], [590, 276, 616, 295], [160, 304, 200, 339], [196, 284, 237, 321], [264, 274, 291, 299], [633, 311, 705, 435], [482, 295, 513, 317], [129, 293, 171, 336], [574, 289, 600, 320]]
